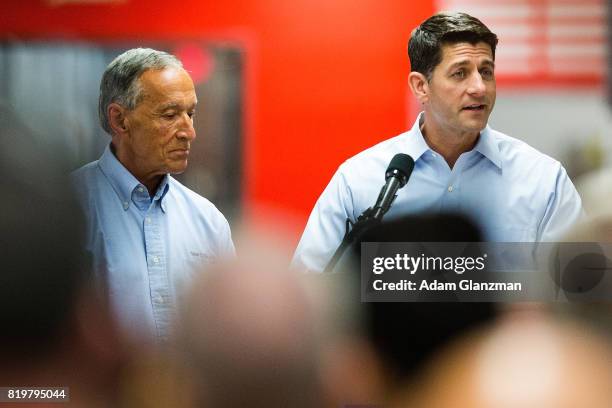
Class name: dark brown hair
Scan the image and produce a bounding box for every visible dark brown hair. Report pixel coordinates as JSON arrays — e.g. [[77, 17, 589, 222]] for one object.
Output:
[[408, 12, 498, 80]]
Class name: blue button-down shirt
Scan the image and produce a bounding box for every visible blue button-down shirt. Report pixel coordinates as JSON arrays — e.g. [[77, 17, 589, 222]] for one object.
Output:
[[72, 145, 234, 340], [293, 113, 583, 272]]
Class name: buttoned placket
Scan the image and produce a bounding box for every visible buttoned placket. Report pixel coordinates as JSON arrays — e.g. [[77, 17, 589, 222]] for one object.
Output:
[[132, 184, 172, 340], [428, 150, 464, 213], [444, 160, 459, 212]]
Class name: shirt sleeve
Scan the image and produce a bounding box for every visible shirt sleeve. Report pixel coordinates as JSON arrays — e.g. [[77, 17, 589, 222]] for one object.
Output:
[[537, 165, 585, 241], [219, 216, 236, 258], [292, 166, 355, 272]]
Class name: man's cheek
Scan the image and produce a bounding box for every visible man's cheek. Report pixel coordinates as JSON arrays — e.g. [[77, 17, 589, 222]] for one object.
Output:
[[155, 123, 173, 132]]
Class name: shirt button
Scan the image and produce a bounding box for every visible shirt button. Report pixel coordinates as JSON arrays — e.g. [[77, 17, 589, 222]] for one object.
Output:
[[152, 256, 159, 263], [138, 186, 145, 193], [448, 185, 454, 192], [154, 295, 164, 304], [145, 217, 151, 224], [123, 201, 129, 210]]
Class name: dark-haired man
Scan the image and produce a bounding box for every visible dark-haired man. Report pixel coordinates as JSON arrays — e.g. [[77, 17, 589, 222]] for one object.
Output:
[[293, 12, 583, 272], [72, 48, 234, 341]]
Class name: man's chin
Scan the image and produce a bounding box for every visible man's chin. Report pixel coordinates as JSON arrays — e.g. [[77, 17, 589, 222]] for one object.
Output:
[[167, 161, 189, 175], [462, 118, 488, 133]]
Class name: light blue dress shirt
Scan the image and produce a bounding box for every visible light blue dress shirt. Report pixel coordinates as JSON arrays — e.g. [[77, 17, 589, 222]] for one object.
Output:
[[71, 145, 234, 340], [293, 113, 583, 272]]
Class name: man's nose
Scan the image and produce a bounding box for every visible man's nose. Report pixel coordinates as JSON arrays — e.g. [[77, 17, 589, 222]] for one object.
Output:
[[467, 72, 486, 97], [177, 112, 196, 141]]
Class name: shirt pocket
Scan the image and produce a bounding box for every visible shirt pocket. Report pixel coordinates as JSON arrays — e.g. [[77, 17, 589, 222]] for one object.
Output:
[[171, 248, 216, 294]]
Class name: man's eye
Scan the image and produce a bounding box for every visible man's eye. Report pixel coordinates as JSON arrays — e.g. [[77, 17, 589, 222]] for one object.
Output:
[[188, 111, 195, 119], [163, 113, 177, 119], [481, 69, 494, 79], [452, 70, 465, 78]]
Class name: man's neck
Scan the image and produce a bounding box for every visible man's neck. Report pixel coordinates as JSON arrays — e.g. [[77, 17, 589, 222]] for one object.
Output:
[[141, 176, 163, 197], [420, 118, 479, 169], [110, 142, 163, 196]]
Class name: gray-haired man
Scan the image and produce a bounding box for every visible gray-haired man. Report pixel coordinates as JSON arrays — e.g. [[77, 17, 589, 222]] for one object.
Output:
[[72, 48, 234, 341]]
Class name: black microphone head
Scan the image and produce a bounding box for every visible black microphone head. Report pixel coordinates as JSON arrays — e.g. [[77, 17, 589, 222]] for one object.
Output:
[[385, 153, 414, 187]]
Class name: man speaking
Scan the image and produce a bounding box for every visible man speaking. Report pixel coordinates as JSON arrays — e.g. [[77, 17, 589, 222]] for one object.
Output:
[[72, 48, 234, 340], [293, 12, 583, 272]]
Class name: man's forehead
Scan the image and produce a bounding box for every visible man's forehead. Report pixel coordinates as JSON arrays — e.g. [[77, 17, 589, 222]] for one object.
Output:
[[440, 42, 493, 64], [137, 67, 196, 105], [140, 66, 188, 81]]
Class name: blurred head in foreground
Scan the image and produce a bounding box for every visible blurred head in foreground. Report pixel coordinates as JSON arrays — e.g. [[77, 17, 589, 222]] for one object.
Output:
[[176, 235, 335, 407], [399, 313, 612, 408], [330, 214, 500, 406], [0, 103, 126, 406], [549, 214, 612, 339]]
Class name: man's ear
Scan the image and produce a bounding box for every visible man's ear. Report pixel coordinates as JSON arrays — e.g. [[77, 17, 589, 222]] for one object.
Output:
[[108, 103, 129, 137], [408, 71, 430, 105]]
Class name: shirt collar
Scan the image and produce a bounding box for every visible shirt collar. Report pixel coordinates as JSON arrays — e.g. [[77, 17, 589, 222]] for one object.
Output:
[[155, 177, 170, 212], [403, 112, 431, 162], [406, 112, 502, 169], [98, 144, 170, 211], [473, 125, 502, 169]]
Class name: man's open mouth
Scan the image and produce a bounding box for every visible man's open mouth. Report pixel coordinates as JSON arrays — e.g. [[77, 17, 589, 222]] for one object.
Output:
[[462, 104, 485, 111]]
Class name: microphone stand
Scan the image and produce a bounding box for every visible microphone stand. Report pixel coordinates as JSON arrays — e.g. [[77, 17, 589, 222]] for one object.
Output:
[[323, 154, 414, 273], [323, 207, 380, 273]]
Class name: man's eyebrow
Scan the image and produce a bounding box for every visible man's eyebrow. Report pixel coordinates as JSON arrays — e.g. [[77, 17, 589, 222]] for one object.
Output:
[[158, 101, 198, 111], [447, 59, 495, 71], [158, 102, 181, 111]]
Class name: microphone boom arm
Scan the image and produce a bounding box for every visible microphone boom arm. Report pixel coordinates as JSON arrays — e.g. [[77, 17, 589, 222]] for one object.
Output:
[[323, 205, 381, 273], [322, 154, 414, 273]]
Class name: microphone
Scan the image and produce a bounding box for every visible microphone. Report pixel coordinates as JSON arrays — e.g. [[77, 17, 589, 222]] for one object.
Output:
[[323, 153, 414, 273], [372, 153, 415, 220]]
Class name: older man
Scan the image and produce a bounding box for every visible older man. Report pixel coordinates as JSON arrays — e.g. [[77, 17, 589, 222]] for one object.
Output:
[[72, 48, 234, 341], [293, 12, 583, 272]]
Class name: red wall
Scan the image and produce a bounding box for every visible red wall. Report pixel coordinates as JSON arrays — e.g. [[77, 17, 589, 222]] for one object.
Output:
[[2, 0, 434, 241]]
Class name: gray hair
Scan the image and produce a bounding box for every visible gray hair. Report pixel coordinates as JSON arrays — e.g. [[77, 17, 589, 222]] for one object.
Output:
[[98, 48, 183, 134]]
